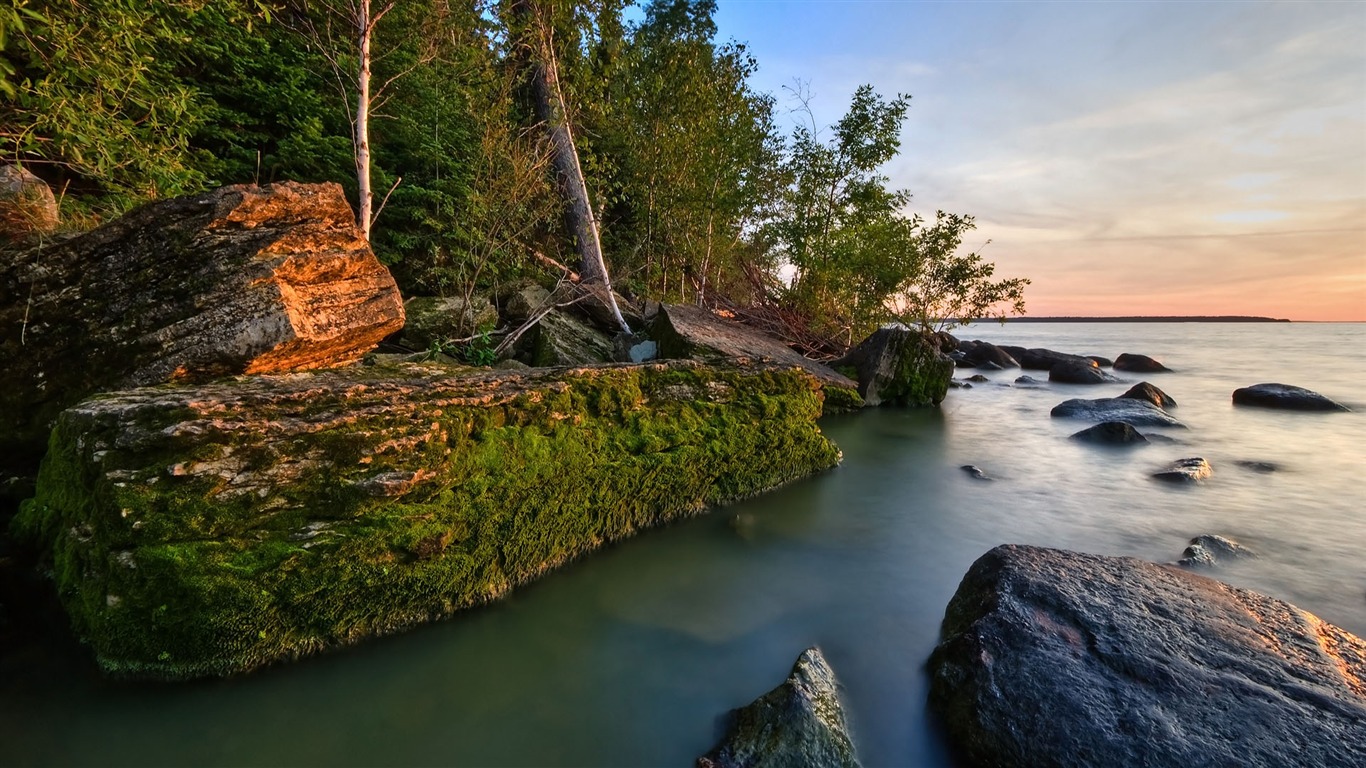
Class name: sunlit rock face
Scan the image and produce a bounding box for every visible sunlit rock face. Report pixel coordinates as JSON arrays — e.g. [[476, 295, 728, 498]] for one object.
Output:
[[10, 360, 840, 680], [929, 545, 1366, 768], [0, 181, 404, 484]]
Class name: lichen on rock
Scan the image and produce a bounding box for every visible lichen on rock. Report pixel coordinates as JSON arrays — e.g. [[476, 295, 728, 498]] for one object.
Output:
[[11, 360, 841, 679]]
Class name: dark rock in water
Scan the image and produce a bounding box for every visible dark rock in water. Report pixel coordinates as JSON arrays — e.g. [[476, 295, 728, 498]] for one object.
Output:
[[1234, 459, 1280, 473], [1012, 347, 1096, 371], [1048, 360, 1117, 385], [1140, 432, 1180, 444], [929, 545, 1366, 768], [1014, 375, 1043, 386], [1178, 535, 1257, 567], [1113, 353, 1171, 373], [966, 374, 990, 383], [1070, 421, 1149, 445], [977, 360, 1004, 371], [1085, 355, 1113, 368], [1051, 397, 1185, 427], [698, 647, 861, 768], [1153, 457, 1212, 483], [959, 339, 1020, 369], [0, 181, 405, 489], [948, 380, 972, 389], [961, 465, 992, 481], [1119, 381, 1177, 409], [829, 328, 953, 408], [1232, 383, 1350, 412]]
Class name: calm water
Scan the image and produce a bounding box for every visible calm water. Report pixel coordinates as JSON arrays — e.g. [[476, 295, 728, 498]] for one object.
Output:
[[2, 322, 1363, 766]]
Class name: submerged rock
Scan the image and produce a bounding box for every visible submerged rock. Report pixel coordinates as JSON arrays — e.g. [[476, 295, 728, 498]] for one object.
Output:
[[0, 181, 405, 486], [1234, 459, 1280, 473], [1113, 353, 1171, 373], [1177, 534, 1257, 567], [961, 465, 992, 481], [831, 328, 953, 408], [966, 374, 989, 383], [1233, 383, 1350, 412], [652, 305, 859, 411], [10, 361, 841, 679], [1153, 457, 1212, 483], [698, 647, 860, 768], [1013, 375, 1043, 387], [929, 544, 1366, 768], [1051, 397, 1185, 427], [1119, 381, 1176, 409], [1069, 421, 1149, 445]]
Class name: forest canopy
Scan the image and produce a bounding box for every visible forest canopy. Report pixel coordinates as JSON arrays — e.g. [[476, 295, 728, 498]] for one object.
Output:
[[0, 0, 1027, 353]]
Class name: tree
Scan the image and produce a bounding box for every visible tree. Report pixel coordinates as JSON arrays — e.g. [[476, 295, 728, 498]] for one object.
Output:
[[506, 0, 629, 333], [895, 211, 1029, 332], [602, 0, 782, 305]]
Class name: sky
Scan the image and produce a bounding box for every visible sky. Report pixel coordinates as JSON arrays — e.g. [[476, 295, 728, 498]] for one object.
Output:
[[711, 0, 1366, 321]]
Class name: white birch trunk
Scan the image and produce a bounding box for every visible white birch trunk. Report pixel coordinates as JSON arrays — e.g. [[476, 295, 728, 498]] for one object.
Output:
[[356, 0, 374, 240]]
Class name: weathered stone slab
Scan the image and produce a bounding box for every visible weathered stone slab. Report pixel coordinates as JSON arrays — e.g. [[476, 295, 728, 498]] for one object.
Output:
[[698, 647, 861, 768], [0, 182, 404, 484], [652, 305, 859, 408], [11, 360, 840, 679], [930, 545, 1366, 768]]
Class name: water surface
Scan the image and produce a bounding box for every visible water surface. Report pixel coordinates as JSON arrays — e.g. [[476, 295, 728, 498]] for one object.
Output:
[[2, 322, 1362, 766]]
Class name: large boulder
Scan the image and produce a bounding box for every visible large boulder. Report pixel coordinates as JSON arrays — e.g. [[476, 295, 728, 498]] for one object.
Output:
[[1232, 383, 1350, 412], [10, 360, 841, 679], [1050, 397, 1185, 427], [527, 308, 615, 366], [0, 164, 59, 240], [1048, 360, 1116, 385], [400, 295, 500, 350], [832, 328, 954, 407], [929, 545, 1366, 768], [958, 339, 1019, 369], [652, 305, 859, 410], [698, 647, 860, 768], [0, 182, 404, 486], [1113, 352, 1171, 373]]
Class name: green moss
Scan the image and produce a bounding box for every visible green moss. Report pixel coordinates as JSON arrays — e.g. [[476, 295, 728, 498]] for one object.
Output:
[[13, 362, 840, 679]]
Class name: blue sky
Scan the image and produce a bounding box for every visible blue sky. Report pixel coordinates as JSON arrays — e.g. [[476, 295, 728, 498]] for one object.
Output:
[[711, 0, 1366, 319]]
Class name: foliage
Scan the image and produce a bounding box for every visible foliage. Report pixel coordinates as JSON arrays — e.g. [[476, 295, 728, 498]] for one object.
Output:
[[895, 211, 1030, 333]]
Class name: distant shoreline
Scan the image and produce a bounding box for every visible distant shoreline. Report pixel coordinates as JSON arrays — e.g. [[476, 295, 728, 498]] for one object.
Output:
[[1002, 315, 1292, 323]]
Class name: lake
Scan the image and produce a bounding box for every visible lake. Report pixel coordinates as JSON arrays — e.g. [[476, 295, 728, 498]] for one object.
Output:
[[2, 322, 1362, 766]]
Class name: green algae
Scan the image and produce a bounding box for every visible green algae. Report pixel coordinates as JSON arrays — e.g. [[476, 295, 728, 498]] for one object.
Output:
[[12, 362, 841, 679]]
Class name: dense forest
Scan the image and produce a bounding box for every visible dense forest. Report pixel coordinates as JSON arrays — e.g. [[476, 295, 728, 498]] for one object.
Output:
[[0, 0, 1027, 355]]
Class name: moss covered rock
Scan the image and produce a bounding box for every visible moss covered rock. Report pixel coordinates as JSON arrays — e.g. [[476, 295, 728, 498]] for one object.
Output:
[[12, 361, 840, 679], [832, 328, 953, 407], [400, 295, 500, 350]]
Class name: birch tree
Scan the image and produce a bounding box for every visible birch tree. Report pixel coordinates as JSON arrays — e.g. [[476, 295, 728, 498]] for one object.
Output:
[[506, 0, 630, 333]]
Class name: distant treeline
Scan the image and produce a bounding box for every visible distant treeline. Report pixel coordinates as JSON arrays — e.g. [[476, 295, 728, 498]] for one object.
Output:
[[1005, 316, 1291, 323]]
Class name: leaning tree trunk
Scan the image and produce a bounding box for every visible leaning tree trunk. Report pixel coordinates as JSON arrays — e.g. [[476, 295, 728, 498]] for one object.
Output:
[[511, 0, 630, 333]]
